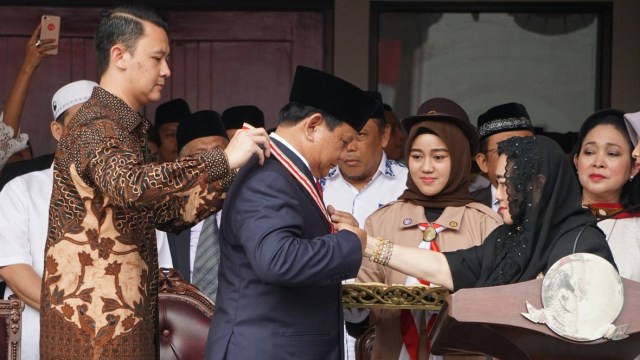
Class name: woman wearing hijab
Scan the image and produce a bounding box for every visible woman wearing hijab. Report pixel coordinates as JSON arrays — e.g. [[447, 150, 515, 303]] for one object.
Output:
[[573, 109, 640, 281], [624, 111, 640, 206], [624, 111, 640, 165], [351, 135, 615, 295], [355, 98, 502, 360]]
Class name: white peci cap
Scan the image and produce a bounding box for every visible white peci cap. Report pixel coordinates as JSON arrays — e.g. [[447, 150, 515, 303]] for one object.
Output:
[[51, 80, 99, 120], [624, 111, 640, 147]]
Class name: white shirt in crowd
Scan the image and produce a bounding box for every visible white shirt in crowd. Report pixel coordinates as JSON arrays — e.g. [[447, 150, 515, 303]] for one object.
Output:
[[599, 218, 640, 281], [491, 185, 499, 212], [0, 164, 173, 360], [322, 153, 408, 227]]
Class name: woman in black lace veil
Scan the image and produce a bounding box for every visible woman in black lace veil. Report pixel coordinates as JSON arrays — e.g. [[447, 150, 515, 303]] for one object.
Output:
[[355, 135, 616, 291]]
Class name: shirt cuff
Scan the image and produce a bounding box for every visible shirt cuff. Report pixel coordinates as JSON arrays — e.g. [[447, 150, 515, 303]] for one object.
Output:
[[200, 147, 236, 191]]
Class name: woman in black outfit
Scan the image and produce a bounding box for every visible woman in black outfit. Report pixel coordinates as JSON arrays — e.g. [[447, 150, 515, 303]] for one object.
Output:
[[347, 135, 616, 291]]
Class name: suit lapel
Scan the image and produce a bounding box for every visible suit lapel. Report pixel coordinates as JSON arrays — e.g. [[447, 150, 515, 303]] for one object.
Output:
[[269, 137, 331, 232], [270, 137, 316, 187]]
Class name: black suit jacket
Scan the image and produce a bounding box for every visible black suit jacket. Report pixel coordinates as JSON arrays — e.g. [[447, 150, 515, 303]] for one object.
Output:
[[167, 229, 192, 282], [471, 184, 493, 208], [205, 137, 362, 360]]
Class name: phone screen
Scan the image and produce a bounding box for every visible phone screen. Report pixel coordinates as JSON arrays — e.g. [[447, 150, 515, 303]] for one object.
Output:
[[40, 15, 61, 55]]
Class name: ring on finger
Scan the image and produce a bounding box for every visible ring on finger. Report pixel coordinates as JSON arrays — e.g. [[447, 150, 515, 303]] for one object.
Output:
[[35, 40, 42, 48]]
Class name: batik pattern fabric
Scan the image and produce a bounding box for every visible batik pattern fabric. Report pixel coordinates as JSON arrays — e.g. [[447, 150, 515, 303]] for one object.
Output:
[[40, 87, 234, 360]]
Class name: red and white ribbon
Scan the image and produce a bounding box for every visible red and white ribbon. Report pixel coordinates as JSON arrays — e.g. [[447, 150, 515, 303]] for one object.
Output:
[[399, 222, 446, 360], [243, 123, 334, 232]]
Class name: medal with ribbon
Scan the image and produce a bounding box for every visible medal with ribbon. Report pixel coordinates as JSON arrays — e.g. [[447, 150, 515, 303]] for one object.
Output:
[[417, 222, 444, 243]]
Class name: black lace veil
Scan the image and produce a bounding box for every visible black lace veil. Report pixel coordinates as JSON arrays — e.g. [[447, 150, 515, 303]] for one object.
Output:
[[477, 135, 595, 286]]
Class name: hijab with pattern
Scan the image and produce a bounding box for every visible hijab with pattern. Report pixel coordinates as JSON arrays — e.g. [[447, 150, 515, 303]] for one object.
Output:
[[478, 135, 601, 286], [398, 120, 475, 208]]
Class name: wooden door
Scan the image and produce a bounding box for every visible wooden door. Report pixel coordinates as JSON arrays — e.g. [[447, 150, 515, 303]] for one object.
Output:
[[0, 6, 325, 156]]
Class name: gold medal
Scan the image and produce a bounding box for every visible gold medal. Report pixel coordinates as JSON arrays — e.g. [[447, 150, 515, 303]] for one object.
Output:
[[422, 226, 437, 242]]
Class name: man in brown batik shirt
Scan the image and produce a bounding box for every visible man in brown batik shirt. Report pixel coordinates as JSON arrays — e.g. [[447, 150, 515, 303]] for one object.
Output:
[[39, 5, 269, 359]]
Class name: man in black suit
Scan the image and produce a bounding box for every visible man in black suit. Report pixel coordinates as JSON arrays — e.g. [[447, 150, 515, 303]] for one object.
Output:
[[472, 102, 535, 210], [165, 110, 230, 301], [205, 66, 378, 359]]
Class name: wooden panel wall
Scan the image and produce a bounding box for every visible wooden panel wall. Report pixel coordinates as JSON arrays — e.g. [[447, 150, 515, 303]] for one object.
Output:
[[0, 6, 325, 156]]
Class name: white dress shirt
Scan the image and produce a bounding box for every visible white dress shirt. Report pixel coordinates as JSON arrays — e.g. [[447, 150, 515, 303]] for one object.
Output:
[[0, 166, 52, 360], [322, 153, 408, 227], [156, 211, 222, 280], [491, 185, 499, 212]]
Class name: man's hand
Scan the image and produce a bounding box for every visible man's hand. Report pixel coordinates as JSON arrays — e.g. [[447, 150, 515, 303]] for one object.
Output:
[[327, 205, 358, 227], [334, 220, 367, 254], [224, 127, 271, 169]]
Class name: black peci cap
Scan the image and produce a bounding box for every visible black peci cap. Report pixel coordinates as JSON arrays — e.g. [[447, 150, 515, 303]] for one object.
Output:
[[177, 110, 228, 152], [222, 105, 265, 130], [288, 66, 379, 132], [155, 98, 191, 128], [477, 102, 533, 140]]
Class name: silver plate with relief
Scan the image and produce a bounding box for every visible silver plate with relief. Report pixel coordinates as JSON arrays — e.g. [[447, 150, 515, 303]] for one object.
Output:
[[541, 253, 623, 341]]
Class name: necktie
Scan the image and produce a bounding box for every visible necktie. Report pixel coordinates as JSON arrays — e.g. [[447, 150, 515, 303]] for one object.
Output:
[[315, 179, 324, 199], [192, 216, 220, 301]]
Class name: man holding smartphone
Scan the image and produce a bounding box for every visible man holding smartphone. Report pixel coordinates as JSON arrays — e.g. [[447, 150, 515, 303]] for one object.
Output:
[[39, 4, 270, 359], [0, 24, 56, 173]]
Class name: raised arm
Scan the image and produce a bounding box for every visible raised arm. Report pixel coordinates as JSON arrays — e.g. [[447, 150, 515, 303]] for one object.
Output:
[[75, 120, 270, 232], [3, 24, 57, 134]]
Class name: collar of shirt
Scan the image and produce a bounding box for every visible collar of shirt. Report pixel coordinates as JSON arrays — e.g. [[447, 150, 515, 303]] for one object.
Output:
[[327, 152, 400, 182], [93, 87, 147, 133], [270, 132, 315, 181], [491, 184, 499, 211], [399, 202, 466, 232]]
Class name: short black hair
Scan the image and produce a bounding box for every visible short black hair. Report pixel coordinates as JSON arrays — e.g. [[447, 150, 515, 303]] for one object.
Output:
[[370, 116, 386, 134], [95, 4, 168, 75], [147, 123, 161, 146], [573, 109, 631, 156], [277, 102, 342, 131], [479, 138, 489, 155], [55, 110, 67, 124]]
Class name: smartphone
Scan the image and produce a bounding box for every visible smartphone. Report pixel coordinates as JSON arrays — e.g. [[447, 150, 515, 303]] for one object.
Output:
[[40, 15, 61, 55]]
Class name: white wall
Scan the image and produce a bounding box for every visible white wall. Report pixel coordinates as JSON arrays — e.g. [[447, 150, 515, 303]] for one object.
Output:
[[334, 0, 640, 116]]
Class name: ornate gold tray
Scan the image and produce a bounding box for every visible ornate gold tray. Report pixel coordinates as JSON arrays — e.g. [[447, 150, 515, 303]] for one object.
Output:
[[342, 283, 449, 310]]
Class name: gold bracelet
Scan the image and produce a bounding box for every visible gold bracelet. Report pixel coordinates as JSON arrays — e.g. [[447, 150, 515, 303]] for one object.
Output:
[[371, 237, 394, 266], [380, 241, 394, 266], [369, 237, 384, 263]]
